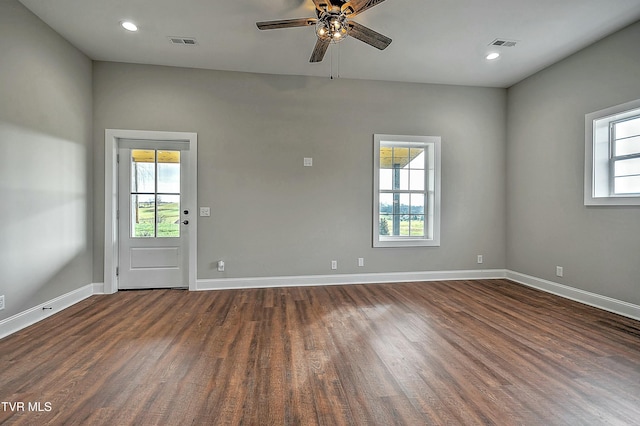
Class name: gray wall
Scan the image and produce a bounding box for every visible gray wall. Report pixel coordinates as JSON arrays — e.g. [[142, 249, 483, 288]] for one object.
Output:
[[0, 0, 93, 320], [93, 63, 507, 281], [507, 21, 640, 305]]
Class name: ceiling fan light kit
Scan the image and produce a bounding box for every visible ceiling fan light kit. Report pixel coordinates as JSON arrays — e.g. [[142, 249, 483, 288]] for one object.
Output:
[[256, 0, 391, 63], [315, 12, 349, 42]]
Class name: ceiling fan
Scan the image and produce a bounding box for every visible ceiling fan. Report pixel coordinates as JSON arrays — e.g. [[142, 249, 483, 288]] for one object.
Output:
[[256, 0, 392, 63]]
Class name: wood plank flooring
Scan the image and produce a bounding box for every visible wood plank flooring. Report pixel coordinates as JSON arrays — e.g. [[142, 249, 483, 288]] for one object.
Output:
[[1, 279, 640, 425]]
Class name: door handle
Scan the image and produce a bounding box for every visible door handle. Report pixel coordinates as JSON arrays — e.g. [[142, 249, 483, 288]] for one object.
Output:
[[182, 220, 189, 225]]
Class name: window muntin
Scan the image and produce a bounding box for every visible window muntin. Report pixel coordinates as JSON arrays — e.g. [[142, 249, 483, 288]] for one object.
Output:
[[585, 99, 640, 206], [374, 135, 441, 247]]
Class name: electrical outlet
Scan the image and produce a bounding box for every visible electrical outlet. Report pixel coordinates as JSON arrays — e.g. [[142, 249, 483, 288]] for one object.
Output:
[[331, 260, 338, 270], [304, 157, 313, 167], [0, 295, 4, 311], [217, 260, 225, 272], [556, 266, 563, 277], [358, 257, 364, 267], [477, 255, 483, 264]]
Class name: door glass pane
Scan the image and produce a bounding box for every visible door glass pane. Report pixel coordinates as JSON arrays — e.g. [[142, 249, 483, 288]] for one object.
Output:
[[131, 194, 155, 237], [158, 151, 180, 193], [157, 195, 180, 237], [131, 150, 155, 193]]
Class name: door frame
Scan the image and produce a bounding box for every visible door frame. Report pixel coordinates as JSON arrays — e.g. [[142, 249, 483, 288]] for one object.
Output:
[[104, 129, 198, 294]]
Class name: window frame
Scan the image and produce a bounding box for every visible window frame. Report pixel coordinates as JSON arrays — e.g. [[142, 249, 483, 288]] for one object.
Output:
[[373, 134, 441, 247], [585, 99, 640, 206]]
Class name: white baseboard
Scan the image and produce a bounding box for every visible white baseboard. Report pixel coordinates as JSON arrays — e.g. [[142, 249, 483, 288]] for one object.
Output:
[[3, 272, 637, 340], [0, 283, 95, 340], [506, 270, 640, 321], [196, 269, 508, 291], [93, 282, 105, 294]]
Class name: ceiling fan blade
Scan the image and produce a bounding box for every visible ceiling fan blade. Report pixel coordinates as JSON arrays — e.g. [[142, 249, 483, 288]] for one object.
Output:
[[311, 0, 333, 12], [256, 18, 316, 30], [347, 21, 391, 50], [309, 38, 330, 62], [343, 0, 386, 17]]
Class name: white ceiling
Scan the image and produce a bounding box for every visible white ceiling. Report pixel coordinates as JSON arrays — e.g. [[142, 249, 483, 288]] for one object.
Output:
[[19, 0, 640, 88]]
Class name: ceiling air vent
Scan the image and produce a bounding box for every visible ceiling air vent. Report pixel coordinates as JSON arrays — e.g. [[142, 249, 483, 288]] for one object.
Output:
[[489, 38, 517, 47], [168, 37, 198, 46]]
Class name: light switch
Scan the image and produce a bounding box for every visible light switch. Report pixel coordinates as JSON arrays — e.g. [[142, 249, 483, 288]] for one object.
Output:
[[199, 207, 211, 217], [304, 157, 313, 167]]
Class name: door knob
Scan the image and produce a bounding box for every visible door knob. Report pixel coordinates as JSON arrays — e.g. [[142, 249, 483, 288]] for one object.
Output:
[[182, 220, 189, 225], [183, 210, 189, 215]]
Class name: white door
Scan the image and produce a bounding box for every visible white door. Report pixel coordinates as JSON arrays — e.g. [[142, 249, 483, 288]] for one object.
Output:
[[117, 141, 191, 289]]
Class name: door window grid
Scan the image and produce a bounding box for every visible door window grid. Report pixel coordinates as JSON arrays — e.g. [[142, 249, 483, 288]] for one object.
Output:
[[130, 149, 181, 238]]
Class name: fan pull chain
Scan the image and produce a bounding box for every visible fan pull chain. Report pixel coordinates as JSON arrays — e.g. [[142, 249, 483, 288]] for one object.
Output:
[[330, 44, 334, 80], [337, 42, 341, 79], [329, 43, 341, 80]]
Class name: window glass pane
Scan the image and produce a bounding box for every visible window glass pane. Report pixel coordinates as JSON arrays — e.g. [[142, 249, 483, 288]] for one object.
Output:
[[409, 170, 425, 190], [131, 194, 155, 238], [379, 193, 393, 214], [410, 193, 425, 214], [379, 216, 391, 236], [392, 147, 409, 168], [409, 215, 425, 236], [398, 170, 409, 190], [409, 148, 425, 169], [157, 150, 180, 193], [380, 169, 392, 190], [388, 214, 401, 236], [614, 175, 640, 194], [157, 195, 180, 237], [379, 146, 394, 169], [399, 193, 410, 214], [615, 117, 640, 139], [614, 157, 640, 177], [131, 150, 155, 193], [399, 215, 411, 236], [615, 135, 640, 157]]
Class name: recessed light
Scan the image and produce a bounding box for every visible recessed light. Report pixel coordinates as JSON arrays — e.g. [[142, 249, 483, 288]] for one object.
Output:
[[486, 52, 500, 60], [120, 21, 138, 32]]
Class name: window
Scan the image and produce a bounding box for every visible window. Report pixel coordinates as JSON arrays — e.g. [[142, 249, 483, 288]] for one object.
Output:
[[585, 99, 640, 205], [373, 134, 441, 247], [130, 149, 181, 237]]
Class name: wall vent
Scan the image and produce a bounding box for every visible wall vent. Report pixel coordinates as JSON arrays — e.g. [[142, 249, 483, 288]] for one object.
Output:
[[168, 37, 198, 46], [489, 38, 517, 47]]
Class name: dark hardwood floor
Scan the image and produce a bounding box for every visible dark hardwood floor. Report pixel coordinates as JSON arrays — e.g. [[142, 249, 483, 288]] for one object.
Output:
[[1, 279, 640, 425]]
